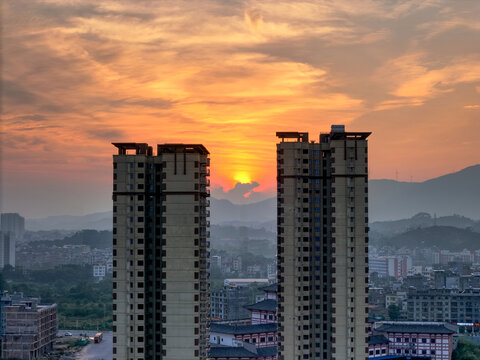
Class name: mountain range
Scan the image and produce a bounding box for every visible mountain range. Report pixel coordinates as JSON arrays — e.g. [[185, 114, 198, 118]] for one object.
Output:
[[372, 225, 480, 250], [24, 165, 480, 230]]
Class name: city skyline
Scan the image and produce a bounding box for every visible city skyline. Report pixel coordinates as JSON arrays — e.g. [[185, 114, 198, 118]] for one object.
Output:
[[2, 0, 480, 218]]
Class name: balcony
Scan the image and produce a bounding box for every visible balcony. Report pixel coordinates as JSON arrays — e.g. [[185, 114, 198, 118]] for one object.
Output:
[[200, 199, 210, 207], [200, 177, 211, 186], [200, 165, 210, 176], [200, 220, 210, 227]]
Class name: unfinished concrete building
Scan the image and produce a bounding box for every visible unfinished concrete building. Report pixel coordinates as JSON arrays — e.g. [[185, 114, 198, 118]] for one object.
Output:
[[112, 142, 210, 360], [276, 126, 371, 360], [1, 300, 57, 359]]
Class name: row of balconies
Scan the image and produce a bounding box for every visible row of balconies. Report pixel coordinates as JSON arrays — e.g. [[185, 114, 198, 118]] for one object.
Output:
[[200, 199, 210, 207], [199, 177, 211, 186]]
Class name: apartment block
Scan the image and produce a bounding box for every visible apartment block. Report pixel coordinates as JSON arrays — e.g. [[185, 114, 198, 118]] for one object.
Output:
[[1, 299, 57, 360], [211, 285, 250, 321], [0, 213, 25, 242], [407, 288, 480, 323], [112, 142, 210, 360], [276, 126, 370, 360], [0, 232, 15, 268]]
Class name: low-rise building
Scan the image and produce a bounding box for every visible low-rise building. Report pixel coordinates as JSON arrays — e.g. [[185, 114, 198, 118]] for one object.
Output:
[[1, 299, 57, 359], [374, 322, 457, 360], [210, 323, 277, 347], [407, 288, 480, 323], [93, 264, 106, 281], [368, 334, 389, 358], [244, 300, 277, 325], [209, 283, 278, 360], [211, 286, 250, 321]]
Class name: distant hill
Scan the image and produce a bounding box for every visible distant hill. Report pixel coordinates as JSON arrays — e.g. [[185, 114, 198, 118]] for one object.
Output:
[[376, 226, 480, 250], [210, 224, 275, 242], [369, 165, 480, 221], [24, 165, 480, 230], [210, 197, 276, 225], [26, 211, 112, 231], [370, 213, 479, 238]]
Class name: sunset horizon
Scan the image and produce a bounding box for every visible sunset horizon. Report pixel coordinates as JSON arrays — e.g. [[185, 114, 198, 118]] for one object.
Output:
[[2, 0, 480, 217]]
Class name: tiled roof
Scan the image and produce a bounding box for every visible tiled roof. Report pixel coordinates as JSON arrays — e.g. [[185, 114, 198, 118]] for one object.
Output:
[[209, 347, 257, 358], [210, 322, 277, 335], [376, 323, 455, 334], [257, 346, 277, 357], [244, 299, 277, 312], [369, 334, 389, 345], [369, 356, 432, 360], [260, 283, 277, 292], [209, 346, 277, 358]]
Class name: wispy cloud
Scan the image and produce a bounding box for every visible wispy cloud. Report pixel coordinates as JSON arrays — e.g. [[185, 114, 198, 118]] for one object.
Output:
[[2, 0, 480, 216]]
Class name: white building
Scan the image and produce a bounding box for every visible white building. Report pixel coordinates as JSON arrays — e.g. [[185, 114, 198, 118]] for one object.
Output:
[[93, 264, 106, 281]]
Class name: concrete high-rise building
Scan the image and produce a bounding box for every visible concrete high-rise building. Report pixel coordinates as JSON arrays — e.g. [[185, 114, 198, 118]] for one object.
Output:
[[276, 126, 370, 360], [0, 213, 25, 242], [112, 142, 210, 360], [0, 233, 15, 268], [0, 213, 24, 268]]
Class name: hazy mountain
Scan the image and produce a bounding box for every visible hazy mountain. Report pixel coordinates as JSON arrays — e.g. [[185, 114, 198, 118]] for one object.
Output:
[[26, 211, 112, 231], [210, 197, 276, 225], [374, 226, 480, 250], [369, 165, 480, 221], [24, 165, 479, 230], [370, 213, 479, 238]]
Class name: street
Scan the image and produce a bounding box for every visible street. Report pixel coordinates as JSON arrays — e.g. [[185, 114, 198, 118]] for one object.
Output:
[[72, 332, 112, 360]]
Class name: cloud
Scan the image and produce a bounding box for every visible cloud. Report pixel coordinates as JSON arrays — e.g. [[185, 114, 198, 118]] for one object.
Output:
[[377, 53, 480, 105], [212, 181, 272, 204], [464, 105, 480, 110], [244, 8, 263, 33], [84, 127, 126, 140], [2, 0, 480, 216]]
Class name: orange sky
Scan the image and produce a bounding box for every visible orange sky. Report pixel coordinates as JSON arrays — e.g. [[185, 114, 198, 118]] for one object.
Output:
[[2, 0, 480, 217]]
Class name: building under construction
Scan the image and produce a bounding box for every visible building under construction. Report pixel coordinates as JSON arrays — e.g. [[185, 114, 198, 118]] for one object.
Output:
[[1, 296, 57, 360]]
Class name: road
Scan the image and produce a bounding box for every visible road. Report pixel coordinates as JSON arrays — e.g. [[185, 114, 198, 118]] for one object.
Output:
[[74, 332, 112, 360]]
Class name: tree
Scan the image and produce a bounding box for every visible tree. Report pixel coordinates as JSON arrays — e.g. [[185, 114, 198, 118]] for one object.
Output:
[[388, 304, 401, 321], [452, 338, 480, 360]]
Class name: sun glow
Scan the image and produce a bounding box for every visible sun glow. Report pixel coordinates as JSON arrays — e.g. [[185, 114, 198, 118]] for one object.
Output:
[[234, 172, 252, 184]]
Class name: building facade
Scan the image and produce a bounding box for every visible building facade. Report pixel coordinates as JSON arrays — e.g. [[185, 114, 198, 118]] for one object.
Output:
[[374, 322, 456, 360], [0, 213, 25, 242], [209, 283, 278, 360], [368, 335, 389, 358], [211, 285, 251, 321], [276, 126, 370, 360], [407, 288, 480, 323], [112, 142, 210, 360], [1, 299, 57, 360], [0, 232, 15, 268], [93, 264, 107, 281]]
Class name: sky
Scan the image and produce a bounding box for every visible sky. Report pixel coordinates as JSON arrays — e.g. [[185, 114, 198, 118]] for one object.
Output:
[[1, 0, 480, 218]]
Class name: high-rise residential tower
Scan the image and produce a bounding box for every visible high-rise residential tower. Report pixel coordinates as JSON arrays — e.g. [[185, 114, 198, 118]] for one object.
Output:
[[0, 213, 25, 268], [276, 126, 370, 360], [112, 143, 210, 360]]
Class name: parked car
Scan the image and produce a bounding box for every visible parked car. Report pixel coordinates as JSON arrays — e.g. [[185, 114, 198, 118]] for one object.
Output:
[[64, 332, 73, 336]]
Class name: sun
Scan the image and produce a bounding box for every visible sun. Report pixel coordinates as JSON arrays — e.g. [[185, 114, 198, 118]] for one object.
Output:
[[234, 172, 252, 184]]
